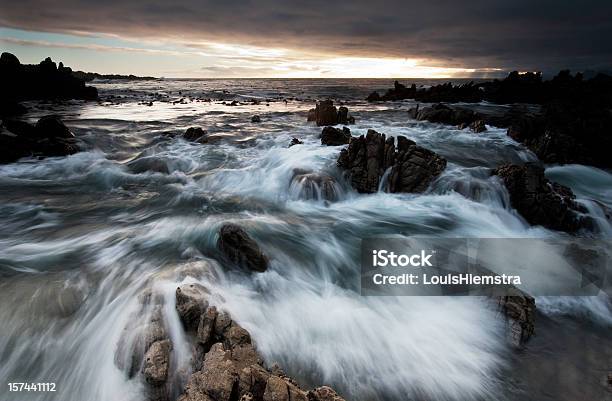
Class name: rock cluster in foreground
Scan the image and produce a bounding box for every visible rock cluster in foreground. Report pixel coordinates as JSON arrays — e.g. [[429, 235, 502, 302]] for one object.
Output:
[[493, 163, 588, 232], [307, 100, 354, 126], [337, 129, 446, 193], [0, 116, 79, 163], [175, 282, 346, 401]]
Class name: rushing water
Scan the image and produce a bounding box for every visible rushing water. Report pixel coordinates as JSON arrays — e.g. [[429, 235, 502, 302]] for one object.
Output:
[[0, 79, 611, 401]]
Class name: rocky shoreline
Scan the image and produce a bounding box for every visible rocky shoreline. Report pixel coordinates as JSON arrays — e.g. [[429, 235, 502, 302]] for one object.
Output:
[[1, 53, 610, 400], [115, 224, 348, 401]]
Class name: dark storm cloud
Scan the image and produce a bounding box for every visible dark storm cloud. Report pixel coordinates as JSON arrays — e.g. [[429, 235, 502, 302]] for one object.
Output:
[[1, 0, 611, 72]]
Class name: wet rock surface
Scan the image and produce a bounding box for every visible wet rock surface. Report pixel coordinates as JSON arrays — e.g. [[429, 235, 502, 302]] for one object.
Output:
[[320, 126, 351, 146], [0, 115, 80, 163], [307, 100, 354, 126], [175, 283, 347, 401], [217, 224, 269, 272], [498, 288, 536, 346], [337, 129, 446, 193], [289, 169, 340, 201], [493, 163, 588, 232]]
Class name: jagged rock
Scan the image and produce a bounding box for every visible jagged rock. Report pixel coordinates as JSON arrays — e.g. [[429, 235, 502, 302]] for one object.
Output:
[[0, 115, 79, 164], [289, 169, 340, 201], [320, 126, 351, 146], [307, 100, 354, 126], [313, 100, 337, 126], [263, 376, 289, 401], [251, 115, 261, 123], [183, 127, 208, 143], [388, 137, 447, 193], [498, 289, 536, 346], [289, 137, 303, 147], [176, 283, 210, 331], [224, 324, 251, 348], [337, 129, 446, 193], [197, 306, 218, 345], [337, 107, 354, 125], [493, 163, 588, 232], [217, 224, 269, 272], [175, 284, 346, 401], [143, 339, 172, 385]]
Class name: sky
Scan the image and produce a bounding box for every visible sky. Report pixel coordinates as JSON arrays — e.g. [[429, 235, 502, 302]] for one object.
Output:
[[1, 0, 611, 78]]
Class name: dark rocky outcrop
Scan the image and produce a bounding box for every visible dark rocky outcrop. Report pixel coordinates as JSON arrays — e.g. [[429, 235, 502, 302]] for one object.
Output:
[[367, 80, 481, 103], [320, 126, 351, 146], [0, 115, 79, 163], [183, 127, 208, 143], [175, 283, 347, 401], [251, 115, 261, 123], [337, 129, 446, 193], [498, 288, 536, 346], [0, 52, 98, 104], [493, 163, 588, 232], [506, 101, 612, 168], [217, 224, 269, 272], [307, 101, 354, 126]]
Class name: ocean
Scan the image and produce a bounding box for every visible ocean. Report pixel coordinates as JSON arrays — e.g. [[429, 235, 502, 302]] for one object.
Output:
[[1, 78, 611, 401]]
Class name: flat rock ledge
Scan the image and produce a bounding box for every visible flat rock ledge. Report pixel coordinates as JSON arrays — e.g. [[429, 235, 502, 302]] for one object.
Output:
[[337, 129, 446, 193], [175, 282, 347, 401]]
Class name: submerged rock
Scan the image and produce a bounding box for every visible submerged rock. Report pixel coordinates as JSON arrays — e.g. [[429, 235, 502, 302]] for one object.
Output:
[[0, 115, 79, 164], [115, 291, 173, 401], [217, 224, 269, 272], [251, 115, 261, 123], [289, 169, 340, 201], [289, 137, 304, 147], [493, 163, 588, 232], [337, 129, 446, 193], [183, 127, 208, 143], [320, 126, 351, 146]]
